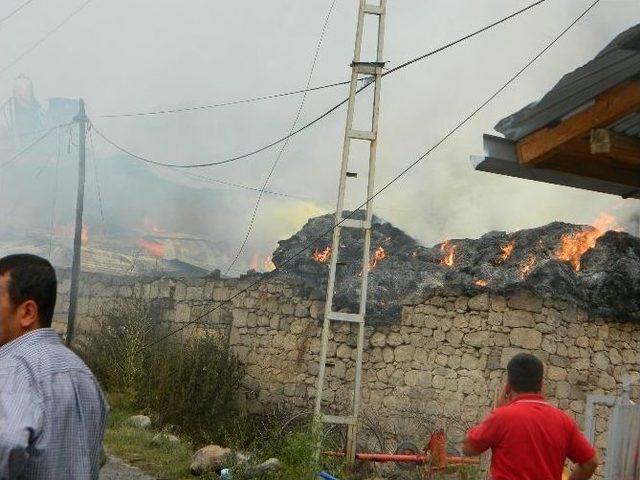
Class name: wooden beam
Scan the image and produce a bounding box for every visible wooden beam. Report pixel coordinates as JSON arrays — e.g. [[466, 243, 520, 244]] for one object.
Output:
[[517, 80, 640, 165], [590, 128, 640, 167], [537, 143, 640, 188]]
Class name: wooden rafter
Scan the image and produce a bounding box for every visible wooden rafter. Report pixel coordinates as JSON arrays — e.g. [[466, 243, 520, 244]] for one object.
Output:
[[517, 80, 640, 165]]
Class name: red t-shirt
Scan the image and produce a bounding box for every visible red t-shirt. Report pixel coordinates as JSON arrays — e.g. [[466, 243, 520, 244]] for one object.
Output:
[[467, 394, 596, 480]]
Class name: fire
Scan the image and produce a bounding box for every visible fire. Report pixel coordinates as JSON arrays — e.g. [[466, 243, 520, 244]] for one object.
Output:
[[264, 256, 275, 271], [368, 246, 388, 270], [498, 240, 515, 264], [312, 246, 331, 264], [555, 212, 621, 271], [519, 253, 536, 278], [475, 279, 488, 287], [138, 238, 165, 258], [440, 239, 457, 267]]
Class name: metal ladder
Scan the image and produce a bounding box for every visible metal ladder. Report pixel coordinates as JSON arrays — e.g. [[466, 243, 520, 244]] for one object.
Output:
[[314, 0, 387, 465]]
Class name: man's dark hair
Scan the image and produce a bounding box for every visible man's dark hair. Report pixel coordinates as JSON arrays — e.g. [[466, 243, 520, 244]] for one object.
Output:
[[0, 254, 57, 328], [507, 353, 544, 393]]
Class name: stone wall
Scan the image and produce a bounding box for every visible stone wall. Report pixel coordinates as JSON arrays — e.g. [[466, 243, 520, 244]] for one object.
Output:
[[54, 269, 640, 473]]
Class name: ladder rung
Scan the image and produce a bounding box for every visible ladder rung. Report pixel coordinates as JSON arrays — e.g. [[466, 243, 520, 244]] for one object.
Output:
[[351, 62, 384, 76], [346, 172, 358, 178], [340, 218, 371, 229], [336, 261, 348, 267], [363, 4, 384, 15], [327, 311, 363, 324], [348, 129, 376, 141], [322, 414, 357, 425]]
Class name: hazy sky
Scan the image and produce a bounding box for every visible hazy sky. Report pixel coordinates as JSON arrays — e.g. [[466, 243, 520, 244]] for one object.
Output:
[[1, 0, 639, 269]]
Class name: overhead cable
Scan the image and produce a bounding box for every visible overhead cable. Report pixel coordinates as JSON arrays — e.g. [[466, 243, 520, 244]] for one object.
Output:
[[0, 0, 93, 77], [90, 0, 548, 170], [224, 0, 338, 275], [140, 0, 600, 351], [0, 0, 35, 26]]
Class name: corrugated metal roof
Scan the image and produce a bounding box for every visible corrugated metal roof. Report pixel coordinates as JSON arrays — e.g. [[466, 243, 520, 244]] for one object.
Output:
[[471, 135, 640, 199], [495, 23, 640, 141]]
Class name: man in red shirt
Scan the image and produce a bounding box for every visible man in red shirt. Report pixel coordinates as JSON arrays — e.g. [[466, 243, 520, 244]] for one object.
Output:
[[463, 353, 598, 480]]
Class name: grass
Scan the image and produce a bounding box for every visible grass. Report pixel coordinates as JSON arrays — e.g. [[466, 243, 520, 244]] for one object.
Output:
[[103, 394, 351, 480], [103, 395, 210, 480]]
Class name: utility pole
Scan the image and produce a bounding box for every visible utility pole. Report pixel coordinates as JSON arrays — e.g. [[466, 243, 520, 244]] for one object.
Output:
[[314, 0, 387, 466], [66, 98, 87, 347]]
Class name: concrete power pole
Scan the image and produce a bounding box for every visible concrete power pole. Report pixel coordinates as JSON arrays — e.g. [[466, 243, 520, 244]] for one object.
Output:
[[65, 98, 87, 347], [314, 0, 387, 466]]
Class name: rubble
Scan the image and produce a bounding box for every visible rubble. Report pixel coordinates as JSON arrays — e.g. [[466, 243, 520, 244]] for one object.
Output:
[[272, 213, 640, 324]]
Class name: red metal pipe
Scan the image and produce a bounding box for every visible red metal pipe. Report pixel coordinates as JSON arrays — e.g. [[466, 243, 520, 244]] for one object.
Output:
[[323, 451, 479, 465]]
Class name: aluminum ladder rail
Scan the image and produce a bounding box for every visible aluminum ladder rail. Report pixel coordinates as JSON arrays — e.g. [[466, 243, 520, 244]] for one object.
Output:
[[314, 0, 387, 466]]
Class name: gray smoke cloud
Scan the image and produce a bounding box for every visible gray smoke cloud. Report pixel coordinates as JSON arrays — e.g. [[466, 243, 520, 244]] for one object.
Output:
[[0, 0, 639, 272]]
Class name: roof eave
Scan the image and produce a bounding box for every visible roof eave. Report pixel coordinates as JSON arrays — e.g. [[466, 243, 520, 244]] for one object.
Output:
[[471, 134, 640, 200]]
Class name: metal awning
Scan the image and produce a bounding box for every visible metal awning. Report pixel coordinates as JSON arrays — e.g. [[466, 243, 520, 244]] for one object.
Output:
[[471, 134, 640, 199]]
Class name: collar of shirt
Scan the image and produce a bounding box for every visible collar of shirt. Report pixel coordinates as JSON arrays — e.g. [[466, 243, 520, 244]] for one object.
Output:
[[0, 328, 62, 360], [509, 393, 547, 405]]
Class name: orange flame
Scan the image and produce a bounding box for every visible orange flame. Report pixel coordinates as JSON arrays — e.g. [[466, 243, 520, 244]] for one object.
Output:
[[264, 256, 275, 271], [555, 212, 622, 271], [368, 246, 388, 270], [312, 246, 332, 264], [475, 279, 488, 287], [498, 240, 515, 264], [440, 239, 457, 267], [138, 238, 165, 258], [519, 253, 536, 278]]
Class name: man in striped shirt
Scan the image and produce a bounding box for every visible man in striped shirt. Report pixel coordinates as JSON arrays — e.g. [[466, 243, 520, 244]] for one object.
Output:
[[0, 254, 109, 479]]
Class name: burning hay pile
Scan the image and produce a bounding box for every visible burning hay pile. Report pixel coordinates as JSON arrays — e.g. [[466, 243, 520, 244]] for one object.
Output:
[[272, 212, 640, 324]]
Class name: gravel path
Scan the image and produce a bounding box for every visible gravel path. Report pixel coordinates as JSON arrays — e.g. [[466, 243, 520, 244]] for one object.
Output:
[[99, 456, 156, 480]]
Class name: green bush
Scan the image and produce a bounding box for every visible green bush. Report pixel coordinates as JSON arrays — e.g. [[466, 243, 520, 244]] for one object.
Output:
[[76, 296, 245, 443], [138, 334, 244, 442], [75, 296, 160, 392]]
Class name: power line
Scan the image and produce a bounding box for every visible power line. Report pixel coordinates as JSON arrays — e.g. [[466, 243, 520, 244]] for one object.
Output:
[[0, 0, 92, 77], [89, 0, 548, 170], [97, 79, 354, 118], [0, 0, 35, 26], [175, 170, 309, 200], [140, 0, 600, 351], [224, 0, 338, 275], [0, 124, 62, 168]]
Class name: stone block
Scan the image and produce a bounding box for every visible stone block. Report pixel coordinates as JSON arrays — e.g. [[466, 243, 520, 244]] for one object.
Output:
[[491, 296, 507, 312], [468, 293, 489, 311], [386, 332, 403, 347], [394, 345, 415, 363], [370, 332, 386, 348], [507, 291, 543, 313], [598, 373, 616, 391], [547, 366, 567, 381], [464, 331, 489, 348], [510, 328, 542, 349], [454, 296, 469, 312], [503, 310, 534, 328]]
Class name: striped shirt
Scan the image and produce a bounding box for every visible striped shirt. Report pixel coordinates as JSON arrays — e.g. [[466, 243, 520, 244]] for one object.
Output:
[[0, 328, 109, 479]]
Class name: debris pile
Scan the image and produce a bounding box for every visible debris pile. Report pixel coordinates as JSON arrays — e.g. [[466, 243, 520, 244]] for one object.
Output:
[[272, 212, 640, 324]]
